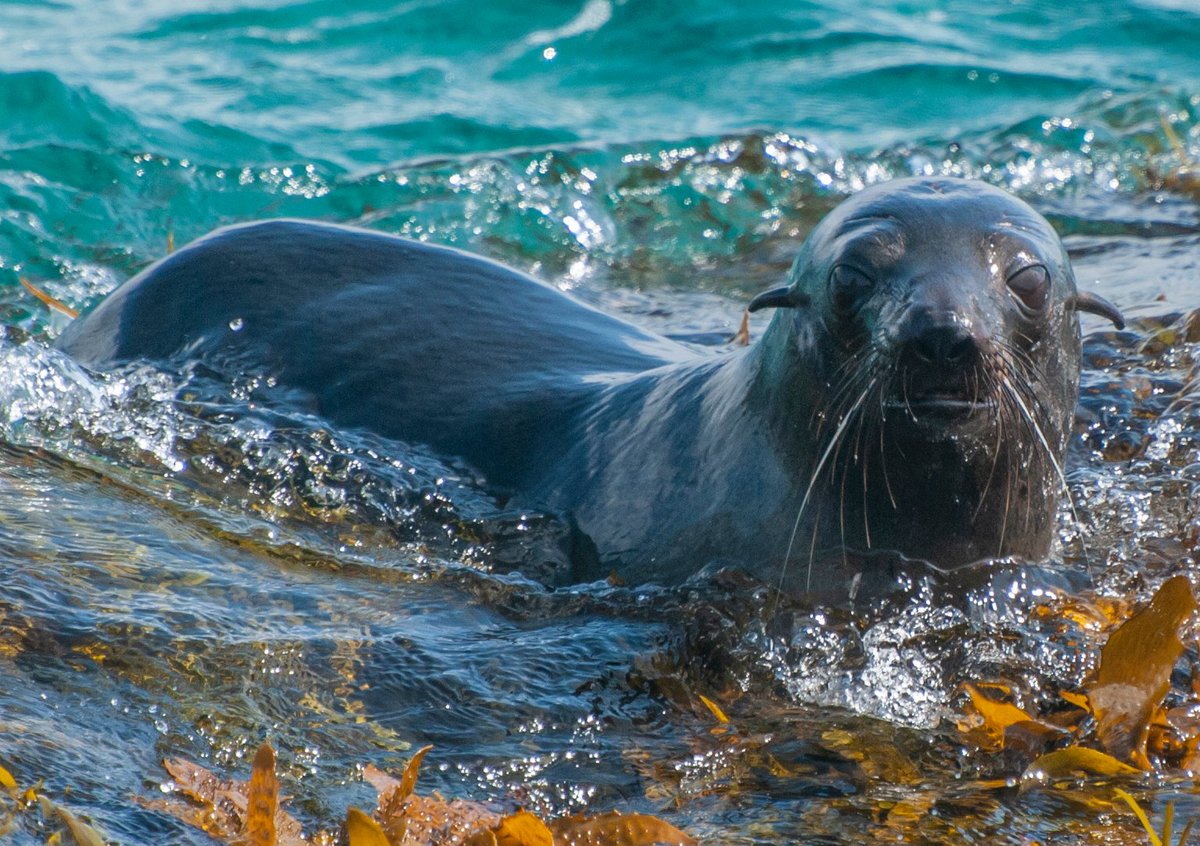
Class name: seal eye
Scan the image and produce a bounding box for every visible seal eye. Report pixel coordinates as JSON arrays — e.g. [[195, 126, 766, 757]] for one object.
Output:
[[829, 265, 874, 314], [1006, 265, 1050, 313]]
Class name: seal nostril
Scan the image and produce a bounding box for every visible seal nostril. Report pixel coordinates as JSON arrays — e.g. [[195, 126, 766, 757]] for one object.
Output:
[[906, 325, 978, 369], [945, 333, 976, 365]]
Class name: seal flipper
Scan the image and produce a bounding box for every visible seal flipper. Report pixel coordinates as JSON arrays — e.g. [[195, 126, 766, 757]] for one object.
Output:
[[747, 285, 810, 313], [1069, 291, 1125, 329]]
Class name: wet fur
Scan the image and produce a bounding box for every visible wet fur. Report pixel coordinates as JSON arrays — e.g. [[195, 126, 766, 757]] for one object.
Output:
[[55, 178, 1121, 593]]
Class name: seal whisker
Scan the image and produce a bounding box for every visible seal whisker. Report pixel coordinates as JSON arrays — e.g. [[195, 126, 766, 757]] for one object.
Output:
[[805, 506, 823, 602], [985, 364, 1016, 554], [839, 447, 850, 570], [861, 414, 873, 547], [813, 345, 875, 440], [821, 375, 873, 563], [841, 376, 878, 554], [901, 368, 918, 422], [877, 420, 897, 510], [1000, 372, 1041, 537], [822, 374, 870, 438], [816, 349, 880, 481], [997, 374, 1091, 572], [1000, 436, 1013, 554], [993, 343, 1048, 534], [874, 379, 899, 511], [852, 373, 885, 547], [827, 350, 883, 554], [974, 370, 1006, 525], [779, 375, 879, 595], [992, 381, 1020, 539]]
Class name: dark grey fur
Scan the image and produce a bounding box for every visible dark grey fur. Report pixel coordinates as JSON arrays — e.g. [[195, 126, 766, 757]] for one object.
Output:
[[55, 177, 1122, 592]]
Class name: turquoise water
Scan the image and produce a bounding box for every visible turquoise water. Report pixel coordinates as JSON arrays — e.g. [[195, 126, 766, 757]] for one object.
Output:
[[2, 1, 1200, 843]]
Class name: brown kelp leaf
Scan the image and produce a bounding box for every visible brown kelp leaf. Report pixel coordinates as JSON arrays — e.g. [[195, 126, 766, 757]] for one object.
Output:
[[362, 765, 402, 797], [696, 691, 729, 724], [957, 684, 1064, 757], [1159, 706, 1200, 770], [492, 810, 553, 846], [159, 758, 242, 840], [1113, 788, 1166, 846], [160, 755, 306, 846], [1113, 784, 1195, 846], [365, 745, 436, 845], [821, 727, 920, 784], [51, 801, 107, 846], [549, 811, 698, 846], [1031, 595, 1128, 632], [1020, 746, 1141, 789], [381, 793, 500, 846], [732, 309, 751, 346], [19, 277, 79, 318], [164, 757, 225, 806], [345, 807, 389, 846], [245, 741, 279, 846], [1003, 721, 1069, 761], [958, 683, 1037, 748], [398, 745, 433, 801], [1089, 576, 1197, 764], [373, 785, 409, 845], [134, 796, 224, 838], [882, 790, 938, 831], [1060, 691, 1090, 711], [59, 812, 106, 846], [463, 811, 554, 846]]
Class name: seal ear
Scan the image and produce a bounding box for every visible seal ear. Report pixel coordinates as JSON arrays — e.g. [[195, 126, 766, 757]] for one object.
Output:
[[747, 285, 810, 313], [1069, 291, 1125, 330]]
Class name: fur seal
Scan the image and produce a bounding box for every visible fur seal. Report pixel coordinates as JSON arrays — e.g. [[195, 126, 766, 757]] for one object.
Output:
[[54, 177, 1123, 592]]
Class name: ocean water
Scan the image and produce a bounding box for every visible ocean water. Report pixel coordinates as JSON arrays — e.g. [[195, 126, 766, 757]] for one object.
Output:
[[1, 1, 1200, 843]]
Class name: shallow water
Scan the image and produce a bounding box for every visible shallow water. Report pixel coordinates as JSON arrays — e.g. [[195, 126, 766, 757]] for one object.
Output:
[[2, 0, 1200, 843]]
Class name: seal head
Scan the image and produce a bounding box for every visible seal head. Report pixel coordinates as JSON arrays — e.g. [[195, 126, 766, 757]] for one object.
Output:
[[746, 177, 1122, 578]]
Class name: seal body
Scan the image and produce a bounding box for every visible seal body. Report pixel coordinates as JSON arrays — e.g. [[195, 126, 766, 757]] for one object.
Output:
[[55, 178, 1119, 592]]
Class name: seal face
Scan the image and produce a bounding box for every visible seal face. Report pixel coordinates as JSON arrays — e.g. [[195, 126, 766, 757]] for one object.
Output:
[[54, 178, 1123, 593], [818, 180, 1071, 441], [743, 178, 1122, 588]]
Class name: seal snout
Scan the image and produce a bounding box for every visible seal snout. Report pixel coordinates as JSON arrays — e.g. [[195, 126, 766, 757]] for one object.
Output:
[[903, 321, 979, 370], [889, 313, 993, 422]]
